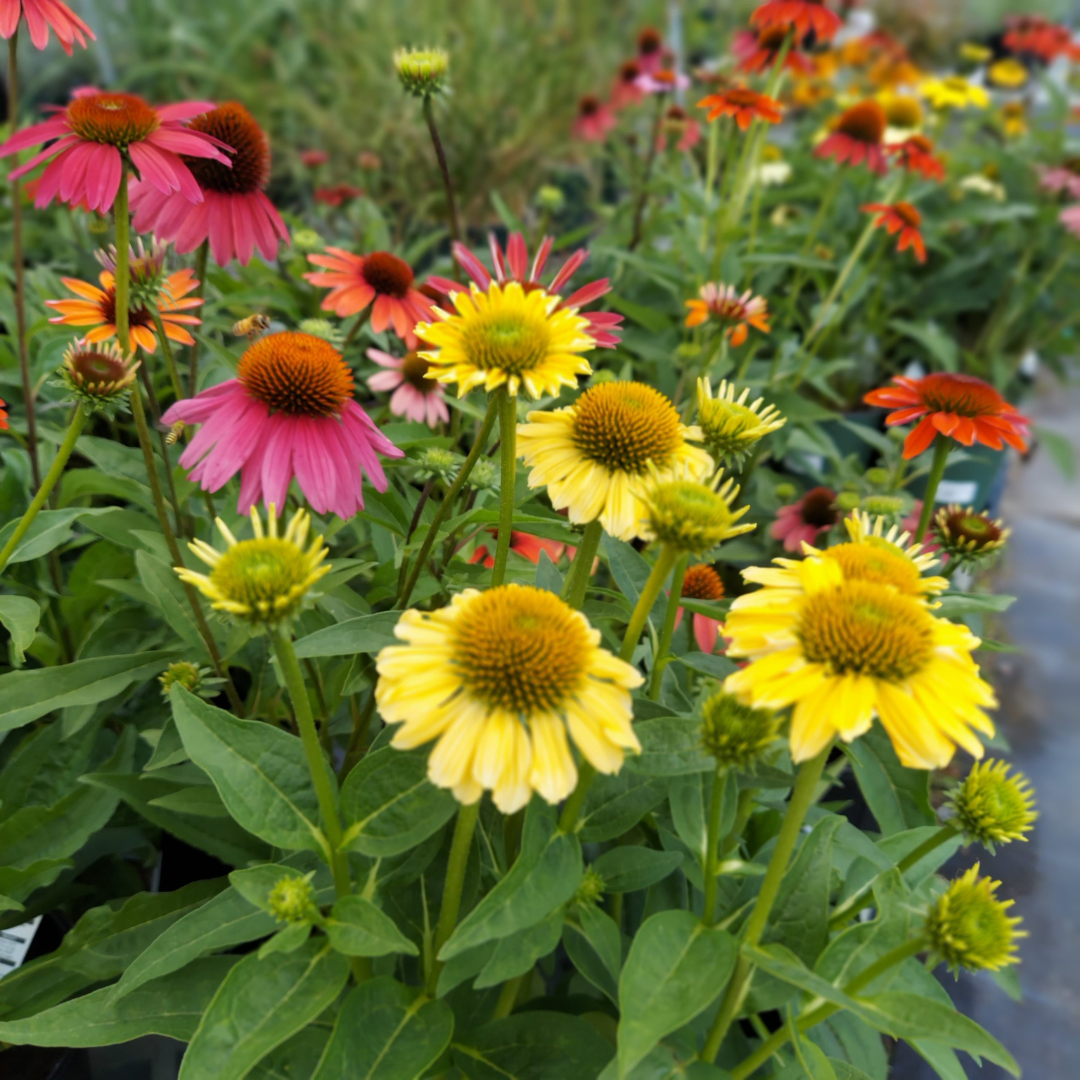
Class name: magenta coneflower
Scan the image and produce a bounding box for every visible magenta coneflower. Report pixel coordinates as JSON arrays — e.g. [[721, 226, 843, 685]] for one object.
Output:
[[129, 102, 289, 267], [0, 88, 230, 213], [367, 346, 449, 428], [426, 231, 624, 348], [162, 331, 403, 519], [636, 26, 665, 73], [0, 0, 93, 55], [572, 95, 616, 142], [771, 487, 839, 552], [1039, 161, 1080, 200]]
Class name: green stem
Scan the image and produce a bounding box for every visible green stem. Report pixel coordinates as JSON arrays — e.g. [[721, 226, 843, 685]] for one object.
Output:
[[648, 552, 688, 700], [342, 307, 371, 351], [729, 936, 926, 1080], [619, 544, 678, 663], [722, 787, 756, 856], [151, 308, 185, 403], [702, 764, 728, 925], [562, 518, 603, 611], [914, 436, 951, 543], [0, 406, 86, 575], [422, 95, 462, 253], [558, 761, 596, 834], [7, 32, 39, 490], [492, 973, 524, 1019], [114, 169, 131, 354], [188, 241, 208, 395], [778, 171, 843, 334], [491, 388, 517, 587], [701, 744, 832, 1062], [399, 394, 499, 606], [137, 363, 185, 540], [428, 800, 481, 993], [628, 92, 666, 253]]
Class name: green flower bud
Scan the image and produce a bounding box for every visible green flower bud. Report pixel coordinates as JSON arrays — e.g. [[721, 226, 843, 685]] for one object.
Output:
[[417, 446, 460, 481], [774, 482, 797, 502], [535, 185, 565, 212], [864, 467, 891, 487], [947, 759, 1036, 852], [393, 46, 450, 97], [835, 491, 861, 513], [469, 458, 498, 490], [589, 368, 618, 384], [292, 228, 325, 252], [860, 495, 904, 518], [641, 472, 755, 557], [159, 661, 203, 698], [57, 341, 139, 413], [696, 378, 785, 464], [575, 868, 606, 907], [700, 691, 781, 769], [268, 873, 319, 926], [298, 318, 343, 348]]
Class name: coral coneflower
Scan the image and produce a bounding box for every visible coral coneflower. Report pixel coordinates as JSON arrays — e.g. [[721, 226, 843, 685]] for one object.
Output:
[[427, 231, 623, 349], [733, 26, 813, 76], [470, 530, 571, 570], [572, 95, 617, 142], [698, 86, 783, 131], [129, 102, 289, 268], [375, 584, 643, 812], [863, 201, 927, 263], [751, 1, 843, 44], [0, 88, 230, 213], [888, 134, 945, 182], [816, 100, 889, 175], [161, 331, 403, 519], [0, 0, 93, 54], [636, 69, 690, 95], [1004, 16, 1078, 63], [304, 249, 434, 345], [366, 346, 448, 428], [771, 486, 838, 552], [0, 398, 8, 430], [674, 563, 726, 654], [864, 373, 1030, 459], [46, 267, 202, 354], [685, 283, 770, 346], [611, 59, 645, 109]]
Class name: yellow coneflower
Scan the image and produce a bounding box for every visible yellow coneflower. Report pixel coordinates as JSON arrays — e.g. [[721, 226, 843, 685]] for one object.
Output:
[[517, 381, 713, 541], [920, 75, 989, 111], [416, 281, 594, 399], [375, 584, 643, 812]]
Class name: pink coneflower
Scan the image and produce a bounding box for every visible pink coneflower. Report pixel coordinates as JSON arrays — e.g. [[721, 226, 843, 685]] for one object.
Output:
[[300, 149, 329, 168], [636, 68, 691, 95], [771, 487, 839, 552], [129, 102, 289, 268], [1060, 204, 1080, 237], [658, 105, 701, 152], [611, 60, 645, 109], [0, 0, 93, 55], [304, 249, 433, 345], [162, 331, 403, 519], [572, 95, 616, 142], [1039, 161, 1080, 199], [815, 101, 890, 176], [426, 231, 624, 349], [636, 27, 665, 73], [366, 346, 449, 428], [314, 183, 364, 207], [673, 564, 726, 654], [0, 88, 230, 214]]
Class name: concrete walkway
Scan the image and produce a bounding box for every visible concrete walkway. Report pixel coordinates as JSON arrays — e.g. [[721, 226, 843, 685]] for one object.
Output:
[[896, 382, 1080, 1077]]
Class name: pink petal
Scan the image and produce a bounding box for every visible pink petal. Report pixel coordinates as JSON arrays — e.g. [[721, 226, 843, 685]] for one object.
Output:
[[154, 101, 217, 123]]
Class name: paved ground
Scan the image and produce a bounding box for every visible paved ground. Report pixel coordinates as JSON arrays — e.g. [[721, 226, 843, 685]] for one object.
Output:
[[895, 381, 1080, 1078]]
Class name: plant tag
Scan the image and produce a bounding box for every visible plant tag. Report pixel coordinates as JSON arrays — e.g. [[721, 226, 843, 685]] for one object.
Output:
[[0, 917, 41, 980], [935, 480, 978, 504]]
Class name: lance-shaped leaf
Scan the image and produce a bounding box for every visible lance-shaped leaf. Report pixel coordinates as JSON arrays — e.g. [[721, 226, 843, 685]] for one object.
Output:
[[325, 895, 418, 958]]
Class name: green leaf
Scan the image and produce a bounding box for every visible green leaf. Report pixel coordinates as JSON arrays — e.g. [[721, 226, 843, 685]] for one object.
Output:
[[935, 592, 1015, 618], [340, 747, 456, 857], [0, 956, 235, 1047], [249, 1026, 331, 1079], [0, 507, 112, 565], [843, 728, 935, 836], [452, 1011, 613, 1080], [312, 977, 453, 1079], [1033, 424, 1076, 480], [179, 940, 350, 1080], [579, 773, 668, 842], [889, 319, 960, 372], [676, 653, 738, 680], [293, 611, 401, 657], [258, 923, 311, 958], [440, 802, 582, 961], [534, 550, 563, 594], [616, 910, 735, 1077], [627, 716, 714, 776], [474, 911, 563, 989], [170, 685, 327, 855], [563, 904, 622, 1003], [0, 595, 39, 665], [0, 650, 178, 733], [829, 1062, 875, 1080], [325, 895, 418, 957], [593, 847, 684, 894]]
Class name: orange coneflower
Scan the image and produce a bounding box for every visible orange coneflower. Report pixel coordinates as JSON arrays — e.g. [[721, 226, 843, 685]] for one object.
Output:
[[887, 134, 945, 182], [1004, 16, 1079, 63], [685, 283, 770, 347], [816, 101, 889, 175], [46, 264, 202, 354], [865, 373, 1030, 459], [863, 202, 927, 263], [698, 86, 783, 131], [0, 398, 7, 430], [751, 1, 843, 44], [733, 26, 813, 76]]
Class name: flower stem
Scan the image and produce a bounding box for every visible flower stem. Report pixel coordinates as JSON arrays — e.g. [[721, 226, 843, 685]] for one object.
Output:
[[562, 518, 603, 611], [0, 405, 86, 575], [648, 551, 688, 700], [422, 95, 462, 253], [151, 307, 185, 403], [628, 93, 666, 252], [428, 799, 481, 993], [398, 393, 499, 606], [619, 543, 678, 663], [915, 436, 951, 544], [701, 764, 728, 926], [491, 388, 518, 587], [188, 240, 208, 395], [7, 32, 39, 490], [701, 743, 832, 1062]]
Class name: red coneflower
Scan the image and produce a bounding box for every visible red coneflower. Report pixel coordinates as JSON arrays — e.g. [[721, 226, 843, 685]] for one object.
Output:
[[314, 184, 364, 207], [815, 100, 889, 175], [0, 0, 93, 54], [611, 59, 645, 109], [751, 1, 843, 44], [1004, 16, 1079, 63], [697, 86, 783, 131], [572, 95, 617, 142], [863, 201, 927, 263], [299, 149, 329, 168], [865, 373, 1030, 459], [129, 102, 289, 268], [0, 88, 230, 214], [733, 26, 813, 76], [636, 26, 665, 73], [427, 231, 623, 348], [685, 283, 770, 346], [887, 134, 945, 182], [304, 249, 434, 344]]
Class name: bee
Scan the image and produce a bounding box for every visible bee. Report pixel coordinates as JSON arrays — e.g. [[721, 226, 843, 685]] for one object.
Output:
[[165, 421, 186, 446], [231, 314, 272, 342]]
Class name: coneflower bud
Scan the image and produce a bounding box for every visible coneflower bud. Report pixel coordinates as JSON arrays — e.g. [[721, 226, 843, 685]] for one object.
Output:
[[58, 341, 139, 412], [267, 873, 319, 926], [298, 318, 343, 348], [924, 865, 1025, 974], [695, 378, 785, 464], [947, 759, 1036, 852], [417, 446, 461, 481], [574, 868, 606, 908], [700, 690, 780, 770], [640, 471, 754, 556], [932, 505, 1010, 567], [393, 46, 450, 97]]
